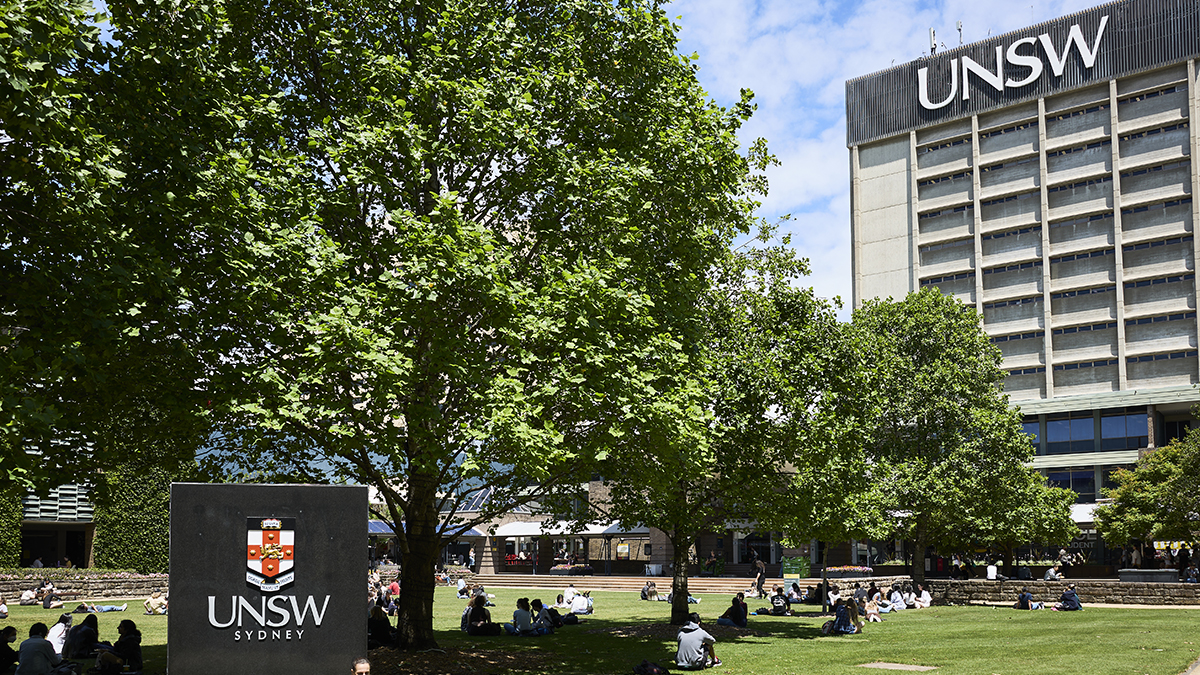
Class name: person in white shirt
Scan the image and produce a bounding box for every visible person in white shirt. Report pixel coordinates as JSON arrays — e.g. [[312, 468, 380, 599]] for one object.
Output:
[[912, 584, 932, 609], [456, 577, 469, 599], [569, 590, 592, 615], [563, 584, 578, 604], [18, 588, 37, 606], [986, 561, 1008, 581], [902, 586, 917, 607], [46, 614, 72, 656], [888, 586, 906, 610]]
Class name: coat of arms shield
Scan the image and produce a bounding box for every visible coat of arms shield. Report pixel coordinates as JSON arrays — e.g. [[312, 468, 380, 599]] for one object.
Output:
[[246, 517, 295, 592]]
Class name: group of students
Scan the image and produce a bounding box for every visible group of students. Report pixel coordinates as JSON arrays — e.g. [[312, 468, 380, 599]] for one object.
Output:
[[1012, 584, 1083, 611], [458, 584, 593, 637], [1, 615, 142, 675]]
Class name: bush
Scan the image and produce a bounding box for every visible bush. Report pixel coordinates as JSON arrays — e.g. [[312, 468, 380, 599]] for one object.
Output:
[[0, 488, 21, 567], [91, 465, 172, 574], [0, 568, 167, 581]]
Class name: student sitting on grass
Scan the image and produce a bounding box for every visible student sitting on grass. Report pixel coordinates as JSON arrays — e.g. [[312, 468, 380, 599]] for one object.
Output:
[[18, 589, 37, 607], [716, 594, 747, 628], [465, 596, 502, 636], [16, 622, 62, 675], [863, 597, 883, 622], [1, 626, 18, 672], [530, 599, 555, 635], [786, 583, 805, 604], [888, 585, 906, 611], [1013, 587, 1044, 610], [1052, 584, 1082, 611], [640, 581, 658, 601], [503, 598, 537, 636], [46, 615, 71, 657], [675, 612, 719, 670], [95, 619, 142, 673], [63, 613, 100, 659], [569, 590, 593, 615], [367, 606, 393, 649], [769, 586, 790, 616], [829, 598, 861, 635], [912, 584, 932, 609], [143, 591, 168, 615]]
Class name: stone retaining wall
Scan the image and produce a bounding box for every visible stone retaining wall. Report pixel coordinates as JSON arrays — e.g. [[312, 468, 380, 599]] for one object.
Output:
[[926, 579, 1200, 606], [0, 577, 166, 600]]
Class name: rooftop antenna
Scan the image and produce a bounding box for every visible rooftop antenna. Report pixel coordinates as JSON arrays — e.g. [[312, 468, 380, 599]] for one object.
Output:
[[957, 21, 963, 45], [929, 28, 937, 54]]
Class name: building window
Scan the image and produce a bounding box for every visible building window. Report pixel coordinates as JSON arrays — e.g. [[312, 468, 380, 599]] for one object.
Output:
[[1046, 412, 1094, 454], [1047, 467, 1096, 503], [1022, 420, 1039, 450], [1100, 411, 1148, 451]]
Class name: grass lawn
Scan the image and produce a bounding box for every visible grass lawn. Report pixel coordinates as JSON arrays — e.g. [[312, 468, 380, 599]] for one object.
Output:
[[1, 604, 167, 672], [3, 587, 1197, 674]]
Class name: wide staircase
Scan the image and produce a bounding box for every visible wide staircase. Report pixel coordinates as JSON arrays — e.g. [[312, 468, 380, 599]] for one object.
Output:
[[470, 573, 787, 595]]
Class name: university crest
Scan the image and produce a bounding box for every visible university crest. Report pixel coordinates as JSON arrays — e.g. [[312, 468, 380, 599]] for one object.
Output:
[[246, 517, 295, 592]]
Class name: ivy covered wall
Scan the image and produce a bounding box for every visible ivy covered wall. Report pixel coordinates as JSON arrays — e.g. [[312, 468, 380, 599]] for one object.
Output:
[[91, 465, 173, 574], [0, 487, 21, 568]]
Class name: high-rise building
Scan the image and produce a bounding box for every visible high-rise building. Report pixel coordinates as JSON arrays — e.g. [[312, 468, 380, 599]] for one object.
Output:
[[846, 0, 1199, 551]]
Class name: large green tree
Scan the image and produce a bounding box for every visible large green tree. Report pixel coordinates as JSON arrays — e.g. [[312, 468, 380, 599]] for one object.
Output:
[[1095, 431, 1200, 546], [181, 0, 764, 649], [853, 288, 1076, 584], [591, 239, 879, 624]]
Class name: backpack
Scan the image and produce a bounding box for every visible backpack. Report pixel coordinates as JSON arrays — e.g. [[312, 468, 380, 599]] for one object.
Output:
[[561, 613, 579, 625], [546, 607, 565, 628], [632, 660, 672, 675], [821, 620, 834, 635]]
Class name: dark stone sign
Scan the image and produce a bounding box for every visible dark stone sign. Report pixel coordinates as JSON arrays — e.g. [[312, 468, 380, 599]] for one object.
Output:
[[169, 483, 368, 674]]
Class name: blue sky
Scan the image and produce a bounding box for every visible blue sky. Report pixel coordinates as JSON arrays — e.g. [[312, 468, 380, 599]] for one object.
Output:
[[667, 0, 1102, 314]]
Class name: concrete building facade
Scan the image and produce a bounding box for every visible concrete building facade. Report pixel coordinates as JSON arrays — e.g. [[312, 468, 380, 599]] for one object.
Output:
[[846, 0, 1200, 558]]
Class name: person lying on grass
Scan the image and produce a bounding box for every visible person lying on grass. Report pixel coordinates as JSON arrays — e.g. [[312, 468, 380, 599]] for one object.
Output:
[[675, 612, 719, 670]]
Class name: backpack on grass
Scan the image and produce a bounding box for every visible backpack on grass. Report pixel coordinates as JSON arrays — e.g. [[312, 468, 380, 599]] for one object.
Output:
[[632, 660, 672, 675]]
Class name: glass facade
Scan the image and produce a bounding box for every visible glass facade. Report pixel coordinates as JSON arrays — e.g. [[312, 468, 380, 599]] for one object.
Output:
[[1046, 412, 1095, 454], [1100, 411, 1148, 450], [1047, 467, 1096, 503]]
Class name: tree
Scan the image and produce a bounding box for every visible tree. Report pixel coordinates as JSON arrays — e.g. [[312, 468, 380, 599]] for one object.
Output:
[[592, 239, 877, 624], [1095, 431, 1200, 546], [853, 288, 1075, 584], [179, 0, 764, 649]]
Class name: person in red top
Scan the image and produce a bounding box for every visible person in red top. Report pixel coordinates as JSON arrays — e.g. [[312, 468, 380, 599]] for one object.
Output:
[[387, 577, 400, 599]]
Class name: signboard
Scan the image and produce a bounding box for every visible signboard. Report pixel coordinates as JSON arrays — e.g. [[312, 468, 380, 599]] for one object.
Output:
[[169, 483, 368, 674], [846, 0, 1200, 146]]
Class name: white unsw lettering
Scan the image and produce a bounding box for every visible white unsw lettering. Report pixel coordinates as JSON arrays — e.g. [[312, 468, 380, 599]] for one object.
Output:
[[207, 595, 331, 628], [917, 15, 1108, 110]]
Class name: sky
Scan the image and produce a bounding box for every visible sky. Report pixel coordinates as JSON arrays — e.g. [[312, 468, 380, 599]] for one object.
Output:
[[667, 0, 1103, 315]]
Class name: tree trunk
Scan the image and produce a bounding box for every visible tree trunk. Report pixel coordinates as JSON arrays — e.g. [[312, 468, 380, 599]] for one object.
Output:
[[912, 520, 928, 586], [669, 533, 693, 625], [395, 465, 441, 650]]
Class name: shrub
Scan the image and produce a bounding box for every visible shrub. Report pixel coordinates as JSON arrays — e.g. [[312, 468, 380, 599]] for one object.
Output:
[[91, 465, 172, 574], [0, 487, 21, 567]]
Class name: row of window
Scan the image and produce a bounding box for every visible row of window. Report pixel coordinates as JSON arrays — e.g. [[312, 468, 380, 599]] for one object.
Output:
[[1010, 366, 1047, 375], [1120, 160, 1189, 179], [919, 271, 975, 287], [1126, 311, 1195, 326], [1049, 103, 1109, 121], [1128, 350, 1198, 363], [1052, 286, 1114, 300], [917, 204, 973, 220], [984, 296, 1041, 310], [918, 137, 970, 155], [980, 120, 1038, 138], [1048, 175, 1112, 193], [1120, 121, 1188, 142], [1054, 358, 1120, 371], [1121, 196, 1192, 215], [982, 225, 1041, 241], [981, 191, 1037, 207], [1124, 273, 1194, 288], [1117, 84, 1180, 106], [1047, 139, 1111, 157], [992, 330, 1045, 344], [1123, 235, 1193, 252], [919, 238, 972, 254], [984, 261, 1041, 274], [1050, 212, 1112, 229], [1052, 321, 1116, 335], [981, 155, 1038, 173], [1050, 248, 1112, 264], [1028, 411, 1148, 455]]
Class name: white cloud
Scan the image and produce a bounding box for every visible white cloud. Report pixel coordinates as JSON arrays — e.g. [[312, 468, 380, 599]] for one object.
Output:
[[668, 0, 1104, 317]]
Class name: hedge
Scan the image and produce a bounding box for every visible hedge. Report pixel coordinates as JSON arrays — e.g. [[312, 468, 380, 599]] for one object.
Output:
[[91, 465, 172, 574], [0, 568, 167, 581], [0, 487, 21, 568]]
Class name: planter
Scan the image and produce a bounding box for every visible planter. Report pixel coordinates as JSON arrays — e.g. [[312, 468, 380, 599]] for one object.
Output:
[[548, 568, 594, 576], [824, 571, 871, 579], [1119, 568, 1181, 583]]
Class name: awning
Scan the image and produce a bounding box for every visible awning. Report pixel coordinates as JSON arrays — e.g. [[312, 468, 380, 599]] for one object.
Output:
[[368, 520, 486, 538], [491, 521, 645, 538]]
